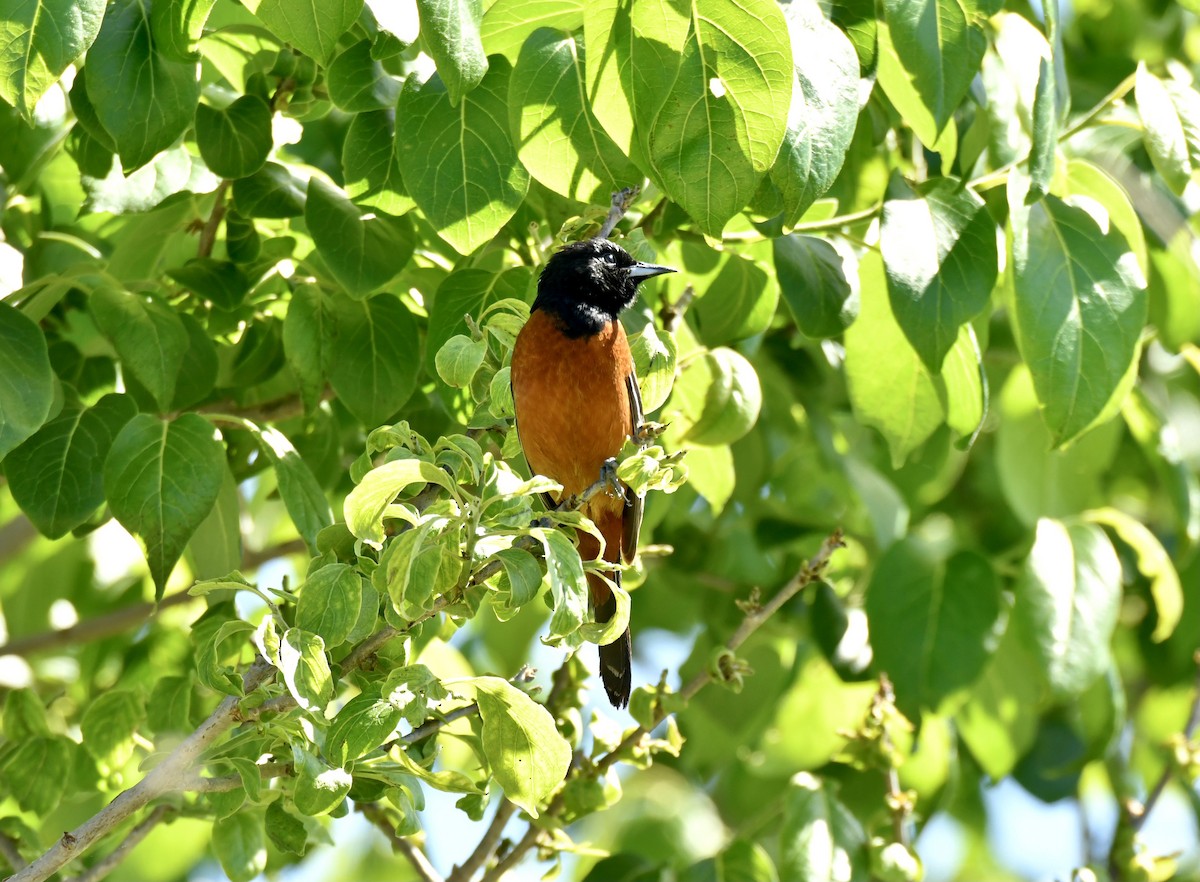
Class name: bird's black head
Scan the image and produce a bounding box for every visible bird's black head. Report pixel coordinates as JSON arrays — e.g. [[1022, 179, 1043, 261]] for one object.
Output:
[[532, 239, 676, 338]]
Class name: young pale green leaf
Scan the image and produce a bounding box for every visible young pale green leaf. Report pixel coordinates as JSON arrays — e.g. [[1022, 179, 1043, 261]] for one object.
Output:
[[7, 396, 135, 542], [344, 458, 457, 547], [233, 162, 306, 218], [396, 59, 529, 254], [328, 293, 420, 426], [766, 1, 860, 227], [0, 737, 73, 816], [472, 676, 572, 817], [878, 0, 989, 146], [426, 266, 532, 372], [252, 0, 361, 62], [186, 465, 241, 580], [282, 283, 331, 413], [529, 526, 588, 641], [491, 546, 544, 619], [865, 541, 1004, 716], [629, 323, 677, 413], [195, 95, 273, 179], [880, 176, 997, 372], [326, 693, 403, 765], [509, 29, 641, 203], [1083, 508, 1182, 643], [85, 0, 201, 170], [779, 772, 868, 882], [196, 619, 255, 696], [416, 0, 487, 105], [489, 366, 514, 419], [685, 348, 762, 447], [292, 748, 353, 816], [248, 424, 333, 549], [389, 745, 484, 793], [481, 0, 582, 60], [681, 437, 735, 515], [90, 285, 189, 411], [328, 40, 402, 112], [380, 519, 458, 618], [0, 0, 105, 118], [296, 563, 362, 648], [342, 109, 414, 216], [1136, 64, 1192, 196], [773, 235, 858, 339], [618, 0, 793, 235], [0, 302, 55, 461], [1008, 182, 1148, 447], [306, 178, 414, 298], [435, 335, 487, 388], [212, 812, 267, 882], [104, 414, 225, 597], [1016, 519, 1121, 700], [278, 628, 333, 714], [150, 0, 216, 61], [80, 689, 145, 769], [265, 801, 308, 856]]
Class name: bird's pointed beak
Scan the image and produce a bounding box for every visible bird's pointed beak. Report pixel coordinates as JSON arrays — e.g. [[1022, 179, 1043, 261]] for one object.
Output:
[[628, 262, 677, 280]]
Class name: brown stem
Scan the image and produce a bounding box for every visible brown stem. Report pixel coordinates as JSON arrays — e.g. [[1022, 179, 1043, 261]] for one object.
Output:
[[62, 806, 172, 882], [660, 285, 696, 334], [197, 180, 230, 259], [597, 187, 641, 239], [877, 675, 910, 847], [359, 803, 445, 882]]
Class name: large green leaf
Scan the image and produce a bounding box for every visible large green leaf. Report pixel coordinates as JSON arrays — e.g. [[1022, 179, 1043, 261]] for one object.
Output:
[[773, 234, 858, 339], [1015, 519, 1121, 700], [305, 178, 414, 298], [90, 285, 189, 412], [0, 0, 105, 119], [425, 266, 532, 372], [779, 772, 868, 882], [249, 423, 332, 550], [865, 540, 1004, 716], [150, 0, 216, 61], [670, 241, 778, 346], [85, 0, 201, 171], [472, 676, 572, 817], [328, 293, 420, 426], [252, 0, 361, 62], [103, 413, 225, 597], [509, 29, 641, 203], [416, 0, 487, 105], [296, 564, 361, 649], [212, 812, 267, 882], [480, 0, 582, 61], [80, 689, 144, 769], [880, 176, 996, 372], [0, 301, 54, 461], [195, 95, 272, 179], [6, 393, 137, 538], [344, 458, 458, 548], [1008, 181, 1147, 447], [327, 39, 402, 112], [282, 283, 331, 413], [342, 109, 414, 216], [396, 59, 529, 254]]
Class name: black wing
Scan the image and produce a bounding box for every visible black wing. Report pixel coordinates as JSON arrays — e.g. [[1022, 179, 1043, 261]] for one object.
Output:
[[622, 372, 645, 563]]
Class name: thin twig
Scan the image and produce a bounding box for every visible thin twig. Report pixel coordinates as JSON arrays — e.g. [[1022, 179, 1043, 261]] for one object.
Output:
[[197, 180, 230, 258], [359, 803, 445, 882], [448, 800, 519, 882], [1130, 650, 1200, 832], [788, 203, 883, 235], [877, 675, 911, 847], [63, 806, 172, 882], [177, 762, 293, 794], [660, 285, 695, 333], [478, 824, 539, 882], [0, 832, 26, 872], [401, 703, 480, 745], [597, 187, 641, 239]]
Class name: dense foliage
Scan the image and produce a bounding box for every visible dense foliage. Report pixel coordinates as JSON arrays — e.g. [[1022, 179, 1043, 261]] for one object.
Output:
[[2, 0, 1200, 880]]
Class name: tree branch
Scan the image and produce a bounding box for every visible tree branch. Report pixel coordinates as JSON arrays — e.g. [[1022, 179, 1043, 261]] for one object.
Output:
[[196, 180, 230, 258], [448, 800, 519, 882], [478, 824, 539, 882], [62, 806, 172, 882], [359, 803, 445, 882], [597, 187, 641, 239]]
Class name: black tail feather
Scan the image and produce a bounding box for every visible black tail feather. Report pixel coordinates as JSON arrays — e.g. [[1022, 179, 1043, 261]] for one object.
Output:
[[594, 584, 632, 708]]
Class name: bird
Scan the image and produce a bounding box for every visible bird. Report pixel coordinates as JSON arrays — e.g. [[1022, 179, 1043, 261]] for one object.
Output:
[[510, 238, 676, 708]]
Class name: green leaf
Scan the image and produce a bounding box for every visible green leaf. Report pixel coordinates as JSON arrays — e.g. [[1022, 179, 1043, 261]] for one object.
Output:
[[282, 283, 331, 413], [471, 676, 572, 817], [147, 674, 194, 734], [0, 302, 54, 462], [674, 242, 778, 346], [1083, 508, 1182, 643], [685, 348, 762, 447], [880, 176, 997, 372], [1136, 64, 1192, 196], [279, 628, 333, 714], [328, 293, 420, 426], [509, 29, 641, 203], [253, 0, 361, 62], [683, 441, 735, 515], [233, 162, 306, 217], [344, 458, 457, 548], [265, 801, 308, 856], [195, 95, 273, 179], [306, 177, 414, 298], [958, 627, 1041, 780], [328, 39, 402, 112], [480, 0, 582, 61], [1027, 57, 1058, 202], [435, 334, 487, 388], [342, 109, 414, 216], [490, 547, 544, 619], [878, 0, 988, 146], [7, 394, 136, 538], [766, 1, 861, 227], [779, 772, 868, 882], [379, 518, 457, 618], [1008, 181, 1148, 447], [212, 812, 267, 882], [292, 748, 352, 816], [90, 285, 189, 411], [4, 690, 50, 740], [296, 563, 361, 648], [629, 323, 677, 414], [0, 737, 72, 815], [416, 0, 487, 105], [0, 0, 105, 119], [426, 266, 532, 373], [1065, 158, 1148, 279], [249, 424, 333, 549], [168, 259, 252, 310], [1016, 519, 1121, 700], [326, 693, 402, 765], [83, 144, 215, 214], [150, 0, 216, 61], [773, 235, 858, 339], [80, 689, 144, 769], [85, 0, 201, 170], [681, 841, 779, 882], [529, 526, 588, 641], [865, 541, 1004, 716], [604, 0, 792, 235], [396, 59, 529, 254], [103, 413, 226, 597]]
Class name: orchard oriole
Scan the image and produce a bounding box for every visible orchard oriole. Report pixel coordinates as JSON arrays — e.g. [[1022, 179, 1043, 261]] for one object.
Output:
[[510, 239, 676, 708]]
